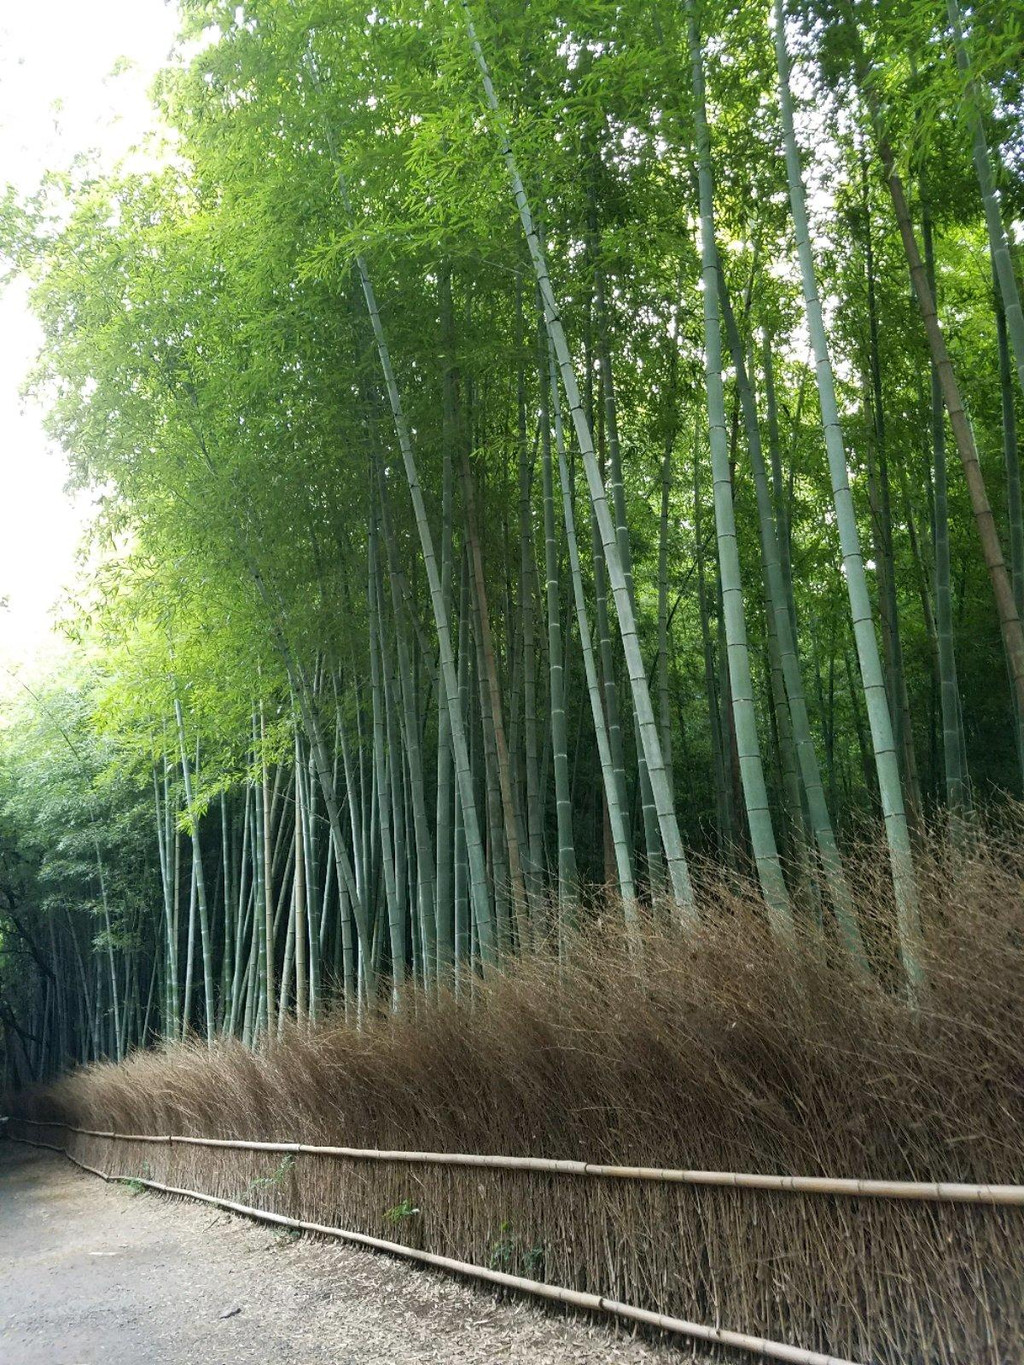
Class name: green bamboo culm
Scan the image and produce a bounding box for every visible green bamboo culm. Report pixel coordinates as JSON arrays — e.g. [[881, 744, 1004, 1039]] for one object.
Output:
[[685, 0, 792, 937], [718, 274, 868, 966], [772, 0, 921, 985], [344, 201, 498, 970], [946, 0, 1024, 404], [548, 341, 637, 919], [462, 0, 696, 922], [539, 318, 578, 912], [173, 691, 216, 1043], [922, 201, 970, 816]]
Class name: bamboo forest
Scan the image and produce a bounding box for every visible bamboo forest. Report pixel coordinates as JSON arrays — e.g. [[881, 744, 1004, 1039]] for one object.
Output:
[[1, 1, 1024, 1357]]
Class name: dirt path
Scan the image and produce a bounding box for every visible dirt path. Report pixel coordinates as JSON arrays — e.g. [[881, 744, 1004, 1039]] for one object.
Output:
[[0, 1142, 696, 1365]]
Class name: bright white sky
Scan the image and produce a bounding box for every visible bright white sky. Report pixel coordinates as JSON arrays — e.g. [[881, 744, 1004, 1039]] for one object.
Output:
[[0, 0, 179, 676]]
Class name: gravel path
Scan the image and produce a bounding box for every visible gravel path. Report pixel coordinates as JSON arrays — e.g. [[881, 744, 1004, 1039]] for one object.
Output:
[[0, 1142, 702, 1364]]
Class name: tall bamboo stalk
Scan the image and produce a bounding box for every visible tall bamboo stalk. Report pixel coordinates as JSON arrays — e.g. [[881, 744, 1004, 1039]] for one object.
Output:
[[173, 699, 216, 1041], [946, 0, 1024, 402], [921, 199, 969, 814], [773, 0, 920, 981], [996, 276, 1024, 781], [719, 283, 866, 961], [539, 318, 578, 909], [687, 1, 791, 931], [588, 175, 663, 880], [549, 342, 637, 915], [380, 475, 438, 985], [875, 138, 1024, 738], [463, 2, 694, 919], [293, 730, 308, 1023], [861, 161, 922, 821]]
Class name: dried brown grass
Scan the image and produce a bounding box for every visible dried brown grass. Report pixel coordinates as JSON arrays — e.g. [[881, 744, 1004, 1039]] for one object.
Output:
[[9, 827, 1024, 1363]]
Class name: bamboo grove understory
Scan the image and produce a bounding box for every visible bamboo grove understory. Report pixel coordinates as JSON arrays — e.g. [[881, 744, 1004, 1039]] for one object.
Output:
[[1, 0, 1023, 1082]]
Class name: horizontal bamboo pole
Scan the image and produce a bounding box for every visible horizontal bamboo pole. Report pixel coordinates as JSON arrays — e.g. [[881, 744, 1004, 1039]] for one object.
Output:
[[5, 1116, 1023, 1205], [4, 1131, 863, 1365], [7, 1131, 111, 1181]]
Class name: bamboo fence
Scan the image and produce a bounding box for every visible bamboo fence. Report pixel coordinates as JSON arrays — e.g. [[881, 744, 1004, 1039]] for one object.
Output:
[[4, 1120, 862, 1365], [5, 1115, 1023, 1205]]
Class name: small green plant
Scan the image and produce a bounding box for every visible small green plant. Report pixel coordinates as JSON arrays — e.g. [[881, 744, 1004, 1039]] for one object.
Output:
[[121, 1177, 147, 1197], [489, 1220, 516, 1271], [248, 1154, 296, 1194], [383, 1197, 421, 1226], [385, 1201, 420, 1233], [489, 1220, 544, 1277]]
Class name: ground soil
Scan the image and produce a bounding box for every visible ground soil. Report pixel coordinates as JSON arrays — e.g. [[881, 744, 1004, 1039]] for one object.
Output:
[[0, 1142, 703, 1364]]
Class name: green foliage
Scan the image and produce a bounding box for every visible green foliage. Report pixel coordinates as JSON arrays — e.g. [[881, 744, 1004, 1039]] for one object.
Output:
[[489, 1219, 545, 1276], [383, 1197, 421, 1225], [1, 0, 1022, 1080], [249, 1154, 297, 1193]]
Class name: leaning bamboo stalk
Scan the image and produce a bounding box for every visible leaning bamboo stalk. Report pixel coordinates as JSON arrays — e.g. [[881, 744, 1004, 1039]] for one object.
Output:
[[773, 3, 921, 985], [921, 200, 969, 813], [718, 279, 865, 963], [380, 482, 438, 987], [9, 1120, 1023, 1206], [875, 139, 1024, 734], [587, 181, 662, 881], [539, 318, 578, 907], [1, 1131, 861, 1365], [292, 731, 308, 1023], [686, 1, 791, 931], [297, 55, 495, 969], [368, 497, 404, 992], [460, 441, 529, 942], [516, 292, 544, 910], [944, 0, 1024, 402], [462, 1, 695, 917], [548, 342, 637, 914]]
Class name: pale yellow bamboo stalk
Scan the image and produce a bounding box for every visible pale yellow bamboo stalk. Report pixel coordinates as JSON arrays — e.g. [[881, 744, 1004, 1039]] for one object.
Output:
[[8, 1119, 1022, 1205]]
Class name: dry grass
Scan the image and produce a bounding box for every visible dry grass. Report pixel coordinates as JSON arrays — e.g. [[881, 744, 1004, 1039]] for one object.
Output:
[[9, 826, 1024, 1363]]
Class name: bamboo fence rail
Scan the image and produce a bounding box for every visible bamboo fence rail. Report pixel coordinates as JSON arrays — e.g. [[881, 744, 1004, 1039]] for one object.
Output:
[[4, 1124, 863, 1365], [5, 1115, 1023, 1205]]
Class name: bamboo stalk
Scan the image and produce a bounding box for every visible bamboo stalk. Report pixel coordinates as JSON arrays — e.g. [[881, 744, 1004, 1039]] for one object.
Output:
[[462, 1, 695, 916], [686, 3, 791, 930], [773, 4, 921, 984]]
